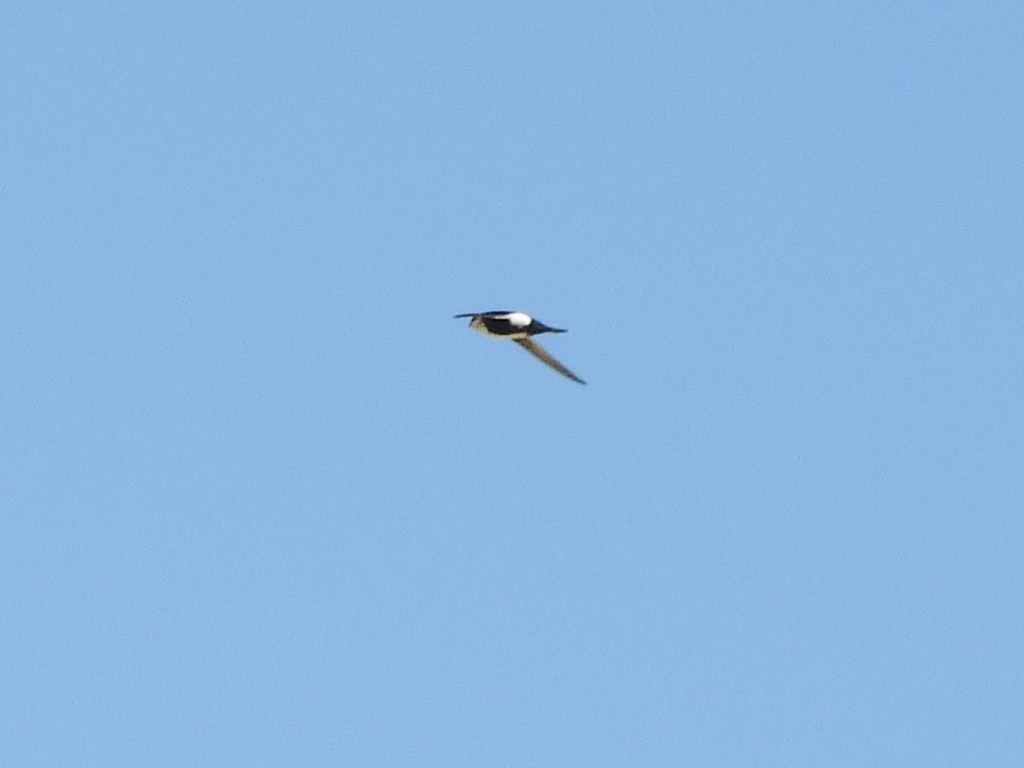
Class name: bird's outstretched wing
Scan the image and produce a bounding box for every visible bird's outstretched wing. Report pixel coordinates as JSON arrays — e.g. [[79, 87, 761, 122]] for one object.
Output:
[[515, 337, 586, 385]]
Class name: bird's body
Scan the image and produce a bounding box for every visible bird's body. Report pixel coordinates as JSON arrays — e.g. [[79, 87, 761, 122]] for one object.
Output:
[[454, 311, 586, 384]]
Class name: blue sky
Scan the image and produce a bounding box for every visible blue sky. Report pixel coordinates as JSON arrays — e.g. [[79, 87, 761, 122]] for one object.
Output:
[[3, 2, 1023, 765]]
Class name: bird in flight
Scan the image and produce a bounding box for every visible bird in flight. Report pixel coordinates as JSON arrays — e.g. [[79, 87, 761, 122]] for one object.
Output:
[[454, 311, 586, 385]]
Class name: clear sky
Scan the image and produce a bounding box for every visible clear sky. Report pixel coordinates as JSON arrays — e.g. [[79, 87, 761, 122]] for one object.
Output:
[[3, 2, 1023, 765]]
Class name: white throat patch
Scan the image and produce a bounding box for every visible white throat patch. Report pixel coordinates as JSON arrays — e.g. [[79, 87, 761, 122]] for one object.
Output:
[[468, 316, 490, 335]]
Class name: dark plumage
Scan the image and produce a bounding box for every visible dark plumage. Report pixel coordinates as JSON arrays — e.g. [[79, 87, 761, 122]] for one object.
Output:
[[454, 311, 585, 384]]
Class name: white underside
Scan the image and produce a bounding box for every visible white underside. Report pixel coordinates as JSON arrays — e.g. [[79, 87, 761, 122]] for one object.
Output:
[[469, 315, 529, 339]]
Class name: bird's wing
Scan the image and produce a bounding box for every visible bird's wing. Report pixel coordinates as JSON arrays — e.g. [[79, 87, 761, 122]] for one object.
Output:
[[514, 337, 586, 385]]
